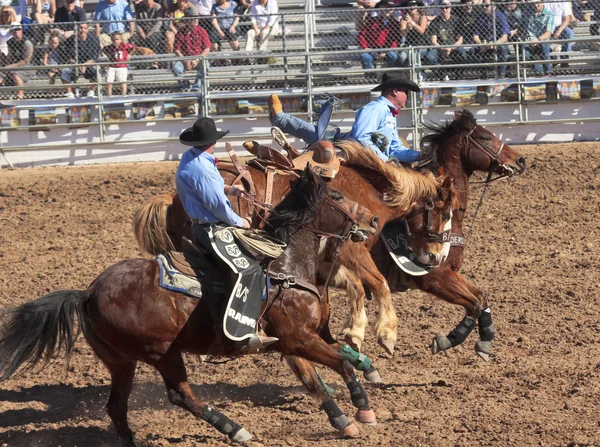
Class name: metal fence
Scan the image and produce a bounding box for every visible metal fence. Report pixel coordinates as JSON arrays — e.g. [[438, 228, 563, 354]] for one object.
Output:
[[0, 0, 599, 147]]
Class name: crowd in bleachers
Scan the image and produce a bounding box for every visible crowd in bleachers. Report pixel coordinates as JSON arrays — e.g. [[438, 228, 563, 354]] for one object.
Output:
[[357, 0, 600, 80], [0, 0, 598, 99]]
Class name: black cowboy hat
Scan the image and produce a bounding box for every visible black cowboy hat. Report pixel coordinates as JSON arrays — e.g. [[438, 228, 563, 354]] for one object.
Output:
[[179, 117, 230, 147], [371, 71, 421, 92]]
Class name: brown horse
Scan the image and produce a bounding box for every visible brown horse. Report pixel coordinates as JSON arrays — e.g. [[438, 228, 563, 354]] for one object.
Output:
[[371, 110, 526, 359], [0, 168, 381, 445], [133, 143, 457, 355]]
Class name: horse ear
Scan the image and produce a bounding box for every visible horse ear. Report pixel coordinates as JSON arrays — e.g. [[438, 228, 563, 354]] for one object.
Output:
[[436, 167, 446, 177], [442, 175, 454, 190], [454, 110, 463, 121]]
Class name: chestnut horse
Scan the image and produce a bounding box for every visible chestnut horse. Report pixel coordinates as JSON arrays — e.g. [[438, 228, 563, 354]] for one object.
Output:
[[133, 143, 457, 355], [0, 168, 381, 444], [371, 110, 526, 359]]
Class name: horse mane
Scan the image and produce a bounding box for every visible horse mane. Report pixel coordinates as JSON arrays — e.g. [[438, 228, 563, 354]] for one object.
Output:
[[132, 193, 176, 255], [337, 139, 440, 209], [420, 109, 476, 172], [265, 170, 326, 243]]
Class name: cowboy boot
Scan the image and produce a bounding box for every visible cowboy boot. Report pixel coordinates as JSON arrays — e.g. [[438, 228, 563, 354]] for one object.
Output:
[[268, 94, 283, 122]]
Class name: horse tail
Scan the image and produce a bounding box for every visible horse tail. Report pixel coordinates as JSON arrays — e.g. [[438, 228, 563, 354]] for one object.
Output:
[[132, 193, 176, 256], [0, 289, 90, 381]]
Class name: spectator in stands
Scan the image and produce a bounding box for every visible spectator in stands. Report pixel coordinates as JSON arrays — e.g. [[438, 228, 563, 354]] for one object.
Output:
[[356, 0, 380, 31], [94, 0, 135, 48], [398, 0, 429, 67], [43, 32, 62, 90], [171, 18, 210, 88], [424, 0, 466, 78], [267, 72, 422, 163], [0, 22, 33, 99], [0, 6, 18, 56], [54, 0, 87, 40], [471, 0, 510, 78], [455, 0, 478, 44], [545, 0, 574, 63], [210, 0, 241, 51], [1, 0, 27, 21], [60, 22, 100, 98], [131, 0, 165, 56], [521, 0, 553, 75], [31, 0, 56, 44], [103, 30, 136, 95], [195, 0, 217, 36], [358, 1, 401, 77], [501, 0, 523, 42], [165, 0, 197, 55], [245, 0, 279, 53]]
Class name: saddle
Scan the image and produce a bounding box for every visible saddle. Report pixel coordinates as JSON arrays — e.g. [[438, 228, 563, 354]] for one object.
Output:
[[243, 140, 340, 179]]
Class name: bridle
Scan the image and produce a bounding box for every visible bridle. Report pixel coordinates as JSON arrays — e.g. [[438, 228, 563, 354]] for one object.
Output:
[[464, 127, 517, 185], [403, 198, 451, 244]]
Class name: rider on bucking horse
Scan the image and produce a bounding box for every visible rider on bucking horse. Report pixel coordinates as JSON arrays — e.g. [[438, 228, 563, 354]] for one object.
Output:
[[176, 117, 279, 351], [269, 71, 423, 164]]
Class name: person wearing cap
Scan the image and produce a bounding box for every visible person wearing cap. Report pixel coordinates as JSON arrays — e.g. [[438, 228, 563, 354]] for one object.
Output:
[[54, 0, 87, 40], [471, 0, 510, 78], [423, 0, 466, 78], [267, 71, 422, 164], [455, 0, 478, 45], [0, 22, 33, 99], [176, 117, 278, 350]]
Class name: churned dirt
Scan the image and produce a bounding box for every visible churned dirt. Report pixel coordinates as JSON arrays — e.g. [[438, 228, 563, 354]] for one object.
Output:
[[0, 141, 599, 447]]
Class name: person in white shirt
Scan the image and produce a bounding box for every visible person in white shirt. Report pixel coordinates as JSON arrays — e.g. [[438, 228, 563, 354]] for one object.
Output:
[[545, 0, 574, 62], [244, 0, 278, 52]]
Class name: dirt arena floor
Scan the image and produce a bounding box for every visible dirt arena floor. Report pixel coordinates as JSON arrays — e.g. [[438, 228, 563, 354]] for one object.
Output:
[[0, 141, 599, 447]]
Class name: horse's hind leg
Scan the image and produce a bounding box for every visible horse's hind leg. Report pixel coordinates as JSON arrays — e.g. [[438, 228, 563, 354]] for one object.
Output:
[[284, 355, 359, 438], [152, 347, 253, 443]]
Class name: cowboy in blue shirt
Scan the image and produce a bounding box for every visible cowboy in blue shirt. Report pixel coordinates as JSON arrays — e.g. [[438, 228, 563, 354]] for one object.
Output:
[[176, 117, 278, 351], [268, 72, 422, 164]]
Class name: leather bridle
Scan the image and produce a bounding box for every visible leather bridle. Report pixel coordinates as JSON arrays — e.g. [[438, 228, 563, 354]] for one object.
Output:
[[464, 127, 517, 184], [404, 199, 451, 244]]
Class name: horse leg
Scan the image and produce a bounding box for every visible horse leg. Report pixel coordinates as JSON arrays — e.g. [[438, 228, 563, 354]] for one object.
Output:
[[284, 355, 359, 438], [417, 268, 483, 355], [290, 334, 377, 427], [462, 282, 495, 360], [329, 265, 369, 353], [153, 347, 253, 443], [85, 331, 138, 446]]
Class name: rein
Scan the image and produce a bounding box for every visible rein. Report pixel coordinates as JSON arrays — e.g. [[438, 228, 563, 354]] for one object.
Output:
[[404, 199, 450, 243], [464, 128, 516, 185]]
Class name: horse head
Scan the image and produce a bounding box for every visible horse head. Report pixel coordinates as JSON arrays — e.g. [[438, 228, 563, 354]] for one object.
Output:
[[403, 175, 457, 268], [454, 110, 526, 178], [266, 166, 379, 245]]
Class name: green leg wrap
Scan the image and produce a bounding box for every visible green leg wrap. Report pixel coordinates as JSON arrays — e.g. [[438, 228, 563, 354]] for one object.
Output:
[[339, 344, 372, 372], [316, 371, 336, 396]]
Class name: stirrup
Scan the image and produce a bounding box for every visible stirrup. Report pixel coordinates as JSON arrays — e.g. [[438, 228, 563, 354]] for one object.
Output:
[[246, 333, 279, 351], [271, 127, 291, 150]]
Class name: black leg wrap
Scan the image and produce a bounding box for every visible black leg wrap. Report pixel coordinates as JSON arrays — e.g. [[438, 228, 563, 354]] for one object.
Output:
[[478, 308, 495, 342], [119, 431, 135, 446], [321, 398, 350, 431], [346, 375, 370, 410], [202, 405, 242, 436], [447, 316, 477, 347]]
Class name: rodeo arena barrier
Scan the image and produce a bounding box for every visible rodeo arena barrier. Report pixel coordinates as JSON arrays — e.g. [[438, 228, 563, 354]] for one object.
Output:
[[0, 0, 599, 168]]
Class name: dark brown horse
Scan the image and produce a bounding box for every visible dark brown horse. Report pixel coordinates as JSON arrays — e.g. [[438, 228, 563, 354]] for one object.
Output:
[[371, 110, 526, 359], [0, 168, 381, 445], [133, 143, 457, 355]]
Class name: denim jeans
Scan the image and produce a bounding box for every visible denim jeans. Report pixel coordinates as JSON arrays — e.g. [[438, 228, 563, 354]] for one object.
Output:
[[361, 50, 400, 69], [398, 48, 428, 67], [424, 47, 467, 65], [270, 97, 336, 144], [470, 45, 509, 77], [172, 61, 203, 91], [555, 26, 574, 54], [524, 43, 552, 75]]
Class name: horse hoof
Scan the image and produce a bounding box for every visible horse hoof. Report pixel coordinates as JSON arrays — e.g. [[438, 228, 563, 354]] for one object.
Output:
[[340, 423, 360, 438], [231, 428, 253, 443], [363, 368, 383, 384], [355, 409, 377, 426], [475, 341, 492, 361], [431, 334, 452, 354], [378, 338, 395, 356]]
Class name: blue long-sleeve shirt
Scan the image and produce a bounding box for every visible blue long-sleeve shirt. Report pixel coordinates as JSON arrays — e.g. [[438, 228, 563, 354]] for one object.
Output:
[[349, 96, 420, 163], [176, 149, 244, 227]]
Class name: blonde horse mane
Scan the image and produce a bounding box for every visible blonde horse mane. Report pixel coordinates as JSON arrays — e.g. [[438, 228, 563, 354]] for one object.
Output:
[[337, 140, 441, 209], [132, 193, 176, 256]]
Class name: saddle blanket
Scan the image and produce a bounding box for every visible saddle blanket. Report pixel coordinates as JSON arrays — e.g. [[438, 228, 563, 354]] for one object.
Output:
[[380, 220, 434, 276]]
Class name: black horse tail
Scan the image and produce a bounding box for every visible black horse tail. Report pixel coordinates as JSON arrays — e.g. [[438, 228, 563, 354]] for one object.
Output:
[[0, 289, 90, 381]]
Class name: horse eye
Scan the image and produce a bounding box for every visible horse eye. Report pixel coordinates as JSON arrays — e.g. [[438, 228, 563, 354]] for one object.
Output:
[[329, 191, 343, 201], [443, 213, 451, 221]]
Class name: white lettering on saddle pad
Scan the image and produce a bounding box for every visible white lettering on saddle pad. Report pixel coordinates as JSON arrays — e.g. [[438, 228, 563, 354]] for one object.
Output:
[[225, 244, 241, 257], [218, 230, 234, 243], [228, 308, 256, 328], [234, 283, 250, 302], [233, 258, 250, 269], [386, 234, 407, 250]]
